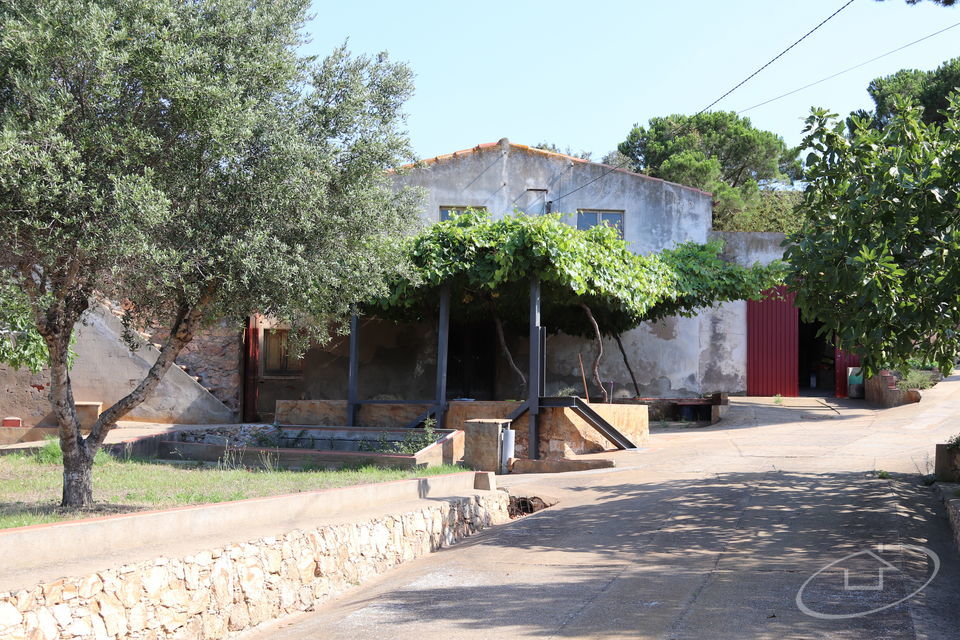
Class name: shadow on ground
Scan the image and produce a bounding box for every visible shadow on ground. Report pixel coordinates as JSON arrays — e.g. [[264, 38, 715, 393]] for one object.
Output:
[[322, 470, 960, 639]]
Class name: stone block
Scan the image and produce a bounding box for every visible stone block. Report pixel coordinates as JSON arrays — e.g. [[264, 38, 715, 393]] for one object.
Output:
[[473, 471, 497, 491], [463, 419, 508, 472]]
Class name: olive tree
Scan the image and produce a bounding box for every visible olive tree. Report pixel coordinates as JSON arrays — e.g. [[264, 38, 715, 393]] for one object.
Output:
[[0, 0, 419, 507]]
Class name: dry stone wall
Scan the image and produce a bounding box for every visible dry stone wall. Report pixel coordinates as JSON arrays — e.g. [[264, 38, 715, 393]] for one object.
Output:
[[0, 492, 510, 640], [102, 300, 242, 419], [149, 320, 242, 418]]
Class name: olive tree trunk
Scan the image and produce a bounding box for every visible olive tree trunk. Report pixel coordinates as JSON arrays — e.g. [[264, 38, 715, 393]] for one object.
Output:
[[37, 291, 213, 509]]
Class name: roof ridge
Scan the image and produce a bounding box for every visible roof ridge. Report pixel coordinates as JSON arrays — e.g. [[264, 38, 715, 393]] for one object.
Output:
[[393, 140, 712, 197]]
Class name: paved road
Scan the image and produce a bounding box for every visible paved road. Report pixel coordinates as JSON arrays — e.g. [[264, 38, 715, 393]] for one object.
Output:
[[244, 378, 960, 639]]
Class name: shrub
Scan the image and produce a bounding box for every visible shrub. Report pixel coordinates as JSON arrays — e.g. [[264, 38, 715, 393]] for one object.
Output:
[[896, 369, 935, 391]]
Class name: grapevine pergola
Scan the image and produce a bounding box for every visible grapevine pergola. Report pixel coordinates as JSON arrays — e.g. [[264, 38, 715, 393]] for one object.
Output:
[[345, 211, 782, 458]]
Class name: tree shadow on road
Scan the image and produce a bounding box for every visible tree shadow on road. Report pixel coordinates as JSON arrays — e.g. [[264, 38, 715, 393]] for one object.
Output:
[[330, 470, 960, 639]]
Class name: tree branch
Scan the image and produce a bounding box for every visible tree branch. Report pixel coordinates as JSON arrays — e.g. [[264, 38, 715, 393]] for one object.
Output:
[[579, 302, 608, 403], [614, 333, 641, 397], [489, 302, 526, 393], [88, 288, 215, 446]]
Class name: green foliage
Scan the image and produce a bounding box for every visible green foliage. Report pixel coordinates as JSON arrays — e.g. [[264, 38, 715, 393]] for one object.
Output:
[[0, 286, 48, 372], [372, 210, 784, 337], [946, 434, 960, 450], [896, 369, 935, 391], [0, 0, 422, 504], [715, 190, 804, 234], [359, 420, 438, 455], [868, 57, 960, 127], [618, 111, 800, 229], [785, 95, 960, 377], [0, 0, 419, 368]]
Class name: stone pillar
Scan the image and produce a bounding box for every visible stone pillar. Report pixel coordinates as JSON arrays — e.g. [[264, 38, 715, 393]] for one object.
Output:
[[464, 419, 510, 473]]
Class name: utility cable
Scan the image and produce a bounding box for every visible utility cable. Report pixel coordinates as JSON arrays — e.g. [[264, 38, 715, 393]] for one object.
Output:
[[737, 20, 960, 114], [550, 0, 858, 204]]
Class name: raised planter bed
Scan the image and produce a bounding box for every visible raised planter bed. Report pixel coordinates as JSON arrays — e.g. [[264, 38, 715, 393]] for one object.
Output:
[[159, 425, 464, 470], [615, 393, 728, 423]]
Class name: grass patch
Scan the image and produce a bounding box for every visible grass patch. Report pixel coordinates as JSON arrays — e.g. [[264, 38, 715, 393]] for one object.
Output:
[[0, 453, 465, 530]]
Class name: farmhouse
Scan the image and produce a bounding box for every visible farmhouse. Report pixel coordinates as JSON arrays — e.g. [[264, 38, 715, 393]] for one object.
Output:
[[1, 138, 836, 432]]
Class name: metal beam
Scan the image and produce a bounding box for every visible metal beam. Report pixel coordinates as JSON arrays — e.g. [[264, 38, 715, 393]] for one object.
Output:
[[539, 326, 547, 397], [347, 308, 359, 427], [528, 276, 541, 459], [434, 285, 451, 427]]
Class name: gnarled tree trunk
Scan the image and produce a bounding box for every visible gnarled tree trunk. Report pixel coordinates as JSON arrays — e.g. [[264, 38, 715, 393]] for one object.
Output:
[[614, 333, 641, 397], [37, 290, 214, 508], [490, 304, 526, 395], [579, 302, 608, 403]]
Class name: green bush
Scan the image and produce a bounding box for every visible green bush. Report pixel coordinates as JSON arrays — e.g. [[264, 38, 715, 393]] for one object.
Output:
[[896, 369, 935, 391]]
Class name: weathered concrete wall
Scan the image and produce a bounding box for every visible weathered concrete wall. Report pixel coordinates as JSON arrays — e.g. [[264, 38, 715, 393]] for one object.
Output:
[[0, 486, 509, 639], [446, 400, 648, 457], [146, 320, 242, 418], [0, 306, 233, 426], [697, 231, 788, 394], [392, 139, 712, 253], [274, 400, 432, 428], [273, 399, 647, 457]]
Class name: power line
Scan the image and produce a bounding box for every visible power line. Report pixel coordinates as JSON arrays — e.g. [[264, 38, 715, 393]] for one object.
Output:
[[698, 0, 856, 115], [551, 0, 857, 204], [738, 21, 960, 115]]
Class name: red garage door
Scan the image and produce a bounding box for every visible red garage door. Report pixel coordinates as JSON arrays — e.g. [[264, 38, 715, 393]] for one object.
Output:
[[747, 287, 799, 397]]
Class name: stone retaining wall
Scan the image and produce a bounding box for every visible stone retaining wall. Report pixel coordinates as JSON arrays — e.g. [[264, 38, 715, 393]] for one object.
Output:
[[0, 491, 510, 640]]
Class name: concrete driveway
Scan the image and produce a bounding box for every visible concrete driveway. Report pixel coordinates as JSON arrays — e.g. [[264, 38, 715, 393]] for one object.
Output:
[[243, 377, 960, 639]]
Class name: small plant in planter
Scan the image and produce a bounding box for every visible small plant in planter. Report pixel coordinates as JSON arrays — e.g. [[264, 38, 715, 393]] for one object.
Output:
[[896, 369, 935, 391], [934, 433, 960, 482]]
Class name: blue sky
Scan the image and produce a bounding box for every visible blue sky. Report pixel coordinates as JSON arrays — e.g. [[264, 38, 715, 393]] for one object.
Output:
[[305, 1, 959, 160]]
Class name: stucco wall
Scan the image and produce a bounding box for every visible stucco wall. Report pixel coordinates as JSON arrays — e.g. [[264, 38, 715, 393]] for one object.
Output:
[[0, 306, 233, 426], [697, 231, 788, 394], [393, 139, 711, 253]]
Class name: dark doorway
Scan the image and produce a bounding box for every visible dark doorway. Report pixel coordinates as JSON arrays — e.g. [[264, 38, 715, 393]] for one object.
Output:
[[447, 321, 496, 400], [798, 320, 835, 396]]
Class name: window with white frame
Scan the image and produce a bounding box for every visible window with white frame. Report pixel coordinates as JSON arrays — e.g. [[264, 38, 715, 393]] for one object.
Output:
[[577, 209, 624, 237]]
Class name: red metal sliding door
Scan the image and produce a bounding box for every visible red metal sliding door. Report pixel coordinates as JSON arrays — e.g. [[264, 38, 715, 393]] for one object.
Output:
[[747, 287, 799, 397]]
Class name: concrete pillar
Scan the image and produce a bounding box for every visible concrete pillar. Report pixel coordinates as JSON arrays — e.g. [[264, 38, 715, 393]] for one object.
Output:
[[464, 418, 511, 473]]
